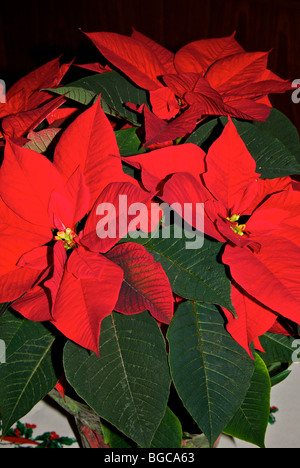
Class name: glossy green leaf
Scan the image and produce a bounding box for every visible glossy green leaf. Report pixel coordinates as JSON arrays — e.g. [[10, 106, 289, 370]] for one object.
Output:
[[101, 419, 134, 448], [258, 332, 296, 366], [23, 128, 62, 153], [0, 302, 11, 319], [233, 109, 300, 177], [101, 406, 182, 449], [224, 353, 271, 448], [187, 109, 300, 178], [46, 85, 96, 106], [115, 127, 145, 157], [0, 309, 59, 435], [63, 311, 171, 447], [46, 71, 149, 125], [150, 407, 182, 448], [270, 369, 291, 387], [167, 301, 254, 447]]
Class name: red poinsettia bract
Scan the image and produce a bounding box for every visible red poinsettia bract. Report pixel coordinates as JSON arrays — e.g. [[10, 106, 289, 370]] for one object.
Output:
[[0, 98, 174, 354], [83, 29, 292, 145], [125, 119, 300, 355], [0, 57, 72, 139]]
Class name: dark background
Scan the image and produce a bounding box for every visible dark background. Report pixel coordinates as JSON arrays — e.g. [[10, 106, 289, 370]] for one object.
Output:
[[0, 0, 299, 130]]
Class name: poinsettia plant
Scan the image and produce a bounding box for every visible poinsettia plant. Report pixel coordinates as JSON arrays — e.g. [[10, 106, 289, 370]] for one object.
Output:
[[0, 28, 300, 449]]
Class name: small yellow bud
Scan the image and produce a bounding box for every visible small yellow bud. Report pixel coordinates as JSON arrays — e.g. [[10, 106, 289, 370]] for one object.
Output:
[[55, 227, 77, 250], [227, 214, 246, 236]]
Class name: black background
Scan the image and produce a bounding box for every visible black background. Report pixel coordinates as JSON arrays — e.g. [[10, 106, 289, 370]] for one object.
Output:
[[0, 0, 299, 130]]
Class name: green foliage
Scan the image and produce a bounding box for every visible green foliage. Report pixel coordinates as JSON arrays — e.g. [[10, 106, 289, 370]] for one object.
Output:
[[0, 310, 61, 435], [1, 55, 299, 450], [224, 353, 271, 448], [63, 311, 171, 447], [46, 71, 149, 125], [187, 109, 300, 178], [167, 301, 255, 447]]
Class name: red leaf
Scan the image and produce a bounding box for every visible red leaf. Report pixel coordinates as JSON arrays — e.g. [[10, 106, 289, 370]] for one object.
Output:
[[64, 166, 91, 226], [52, 249, 124, 354], [203, 118, 260, 212], [48, 191, 74, 230], [174, 32, 244, 74], [0, 267, 45, 304], [0, 198, 51, 276], [2, 436, 40, 446], [2, 95, 66, 138], [82, 181, 156, 254], [53, 97, 129, 209], [0, 56, 71, 119], [222, 79, 292, 101], [17, 246, 51, 271], [12, 283, 53, 321], [205, 51, 269, 92], [83, 30, 164, 90], [55, 375, 67, 400], [223, 235, 300, 324], [162, 173, 224, 241], [138, 103, 200, 146], [163, 73, 271, 122], [222, 281, 277, 357], [106, 243, 174, 324], [221, 98, 271, 121], [131, 28, 176, 75], [125, 140, 206, 192], [149, 87, 180, 120], [0, 139, 67, 227], [43, 241, 67, 315]]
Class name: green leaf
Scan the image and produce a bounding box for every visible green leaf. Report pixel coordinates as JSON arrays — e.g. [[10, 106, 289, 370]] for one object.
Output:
[[167, 301, 254, 447], [270, 369, 291, 387], [126, 226, 233, 313], [150, 407, 182, 448], [187, 110, 300, 178], [0, 310, 59, 435], [115, 127, 145, 157], [233, 110, 300, 178], [101, 419, 134, 448], [101, 406, 182, 449], [23, 128, 62, 153], [0, 302, 11, 319], [257, 332, 296, 366], [45, 85, 96, 106], [224, 353, 271, 448], [251, 108, 300, 165], [182, 433, 211, 448], [46, 71, 149, 125], [185, 117, 224, 153], [63, 311, 171, 448]]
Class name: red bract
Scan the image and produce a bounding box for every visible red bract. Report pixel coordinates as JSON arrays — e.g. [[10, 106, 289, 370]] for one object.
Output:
[[84, 29, 292, 144], [125, 119, 300, 355], [0, 98, 173, 354], [0, 57, 71, 138]]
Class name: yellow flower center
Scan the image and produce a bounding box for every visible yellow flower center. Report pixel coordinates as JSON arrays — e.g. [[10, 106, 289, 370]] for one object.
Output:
[[55, 227, 77, 250], [226, 214, 246, 236]]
